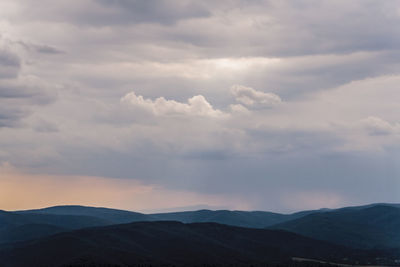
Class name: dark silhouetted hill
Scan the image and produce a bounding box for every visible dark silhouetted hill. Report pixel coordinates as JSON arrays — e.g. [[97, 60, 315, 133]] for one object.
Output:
[[0, 221, 394, 267], [0, 210, 111, 244], [0, 223, 66, 244]]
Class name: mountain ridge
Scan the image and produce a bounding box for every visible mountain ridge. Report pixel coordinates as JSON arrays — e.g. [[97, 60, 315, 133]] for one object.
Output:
[[1, 221, 396, 267], [1, 203, 399, 250], [269, 204, 400, 249]]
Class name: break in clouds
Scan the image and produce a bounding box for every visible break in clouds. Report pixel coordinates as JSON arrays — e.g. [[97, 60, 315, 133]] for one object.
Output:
[[0, 0, 400, 212]]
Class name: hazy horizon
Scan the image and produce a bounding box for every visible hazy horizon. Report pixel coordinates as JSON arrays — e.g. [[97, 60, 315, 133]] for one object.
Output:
[[5, 201, 399, 215], [1, 0, 400, 213]]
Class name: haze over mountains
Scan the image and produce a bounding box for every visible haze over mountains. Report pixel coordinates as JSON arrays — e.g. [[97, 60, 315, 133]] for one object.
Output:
[[0, 203, 399, 266]]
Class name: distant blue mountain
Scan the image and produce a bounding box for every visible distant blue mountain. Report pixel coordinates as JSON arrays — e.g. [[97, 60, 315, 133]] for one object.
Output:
[[150, 209, 313, 228], [17, 205, 149, 224], [15, 205, 323, 228]]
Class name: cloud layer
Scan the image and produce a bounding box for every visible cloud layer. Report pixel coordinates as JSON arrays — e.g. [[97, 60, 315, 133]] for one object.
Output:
[[0, 42, 57, 127], [0, 0, 400, 212]]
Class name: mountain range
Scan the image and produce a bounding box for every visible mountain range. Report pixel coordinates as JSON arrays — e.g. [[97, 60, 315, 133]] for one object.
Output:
[[0, 203, 399, 266]]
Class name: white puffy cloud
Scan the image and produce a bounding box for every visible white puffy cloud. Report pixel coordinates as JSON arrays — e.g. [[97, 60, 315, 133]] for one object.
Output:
[[121, 91, 224, 117], [229, 104, 250, 114], [230, 85, 281, 108]]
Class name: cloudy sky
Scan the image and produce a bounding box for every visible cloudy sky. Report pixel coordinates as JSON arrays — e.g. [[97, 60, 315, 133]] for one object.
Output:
[[1, 0, 400, 212]]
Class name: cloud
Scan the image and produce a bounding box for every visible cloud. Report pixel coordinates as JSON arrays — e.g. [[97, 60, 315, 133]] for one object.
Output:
[[0, 75, 57, 104], [5, 0, 400, 62], [33, 118, 59, 133], [17, 0, 210, 27], [0, 47, 58, 128], [0, 49, 20, 79], [230, 85, 281, 108], [121, 91, 224, 117], [0, 107, 26, 127], [95, 0, 210, 25], [229, 104, 250, 114], [361, 116, 400, 136], [17, 41, 64, 54]]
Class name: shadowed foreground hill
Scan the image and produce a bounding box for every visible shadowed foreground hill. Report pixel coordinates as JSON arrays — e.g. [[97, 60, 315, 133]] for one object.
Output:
[[0, 206, 150, 246], [0, 206, 150, 244], [0, 221, 395, 267], [0, 210, 112, 244], [269, 205, 400, 249]]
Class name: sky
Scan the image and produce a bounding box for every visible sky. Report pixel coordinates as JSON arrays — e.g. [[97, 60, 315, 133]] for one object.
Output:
[[0, 0, 400, 213]]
